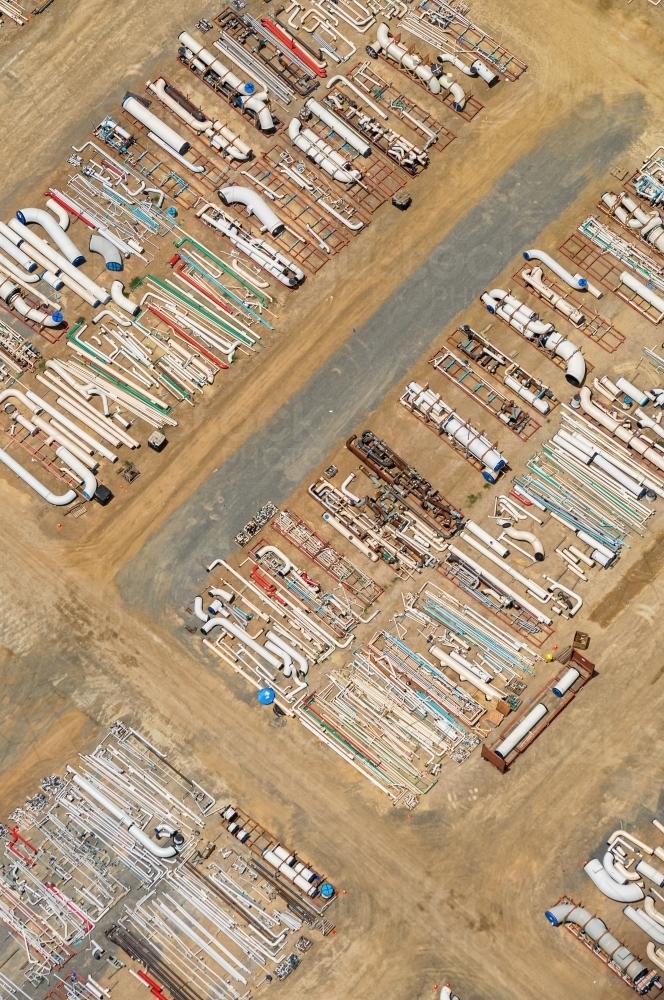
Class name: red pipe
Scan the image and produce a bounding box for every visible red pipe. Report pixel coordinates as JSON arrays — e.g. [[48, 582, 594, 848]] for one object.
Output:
[[146, 305, 229, 370], [136, 970, 168, 998], [174, 262, 233, 315], [44, 189, 96, 229], [260, 18, 327, 77]]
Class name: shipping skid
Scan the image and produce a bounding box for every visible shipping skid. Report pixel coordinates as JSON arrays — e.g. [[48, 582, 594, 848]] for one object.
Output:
[[559, 230, 664, 325], [481, 650, 594, 772], [301, 119, 406, 205], [373, 44, 484, 123], [348, 60, 455, 152]]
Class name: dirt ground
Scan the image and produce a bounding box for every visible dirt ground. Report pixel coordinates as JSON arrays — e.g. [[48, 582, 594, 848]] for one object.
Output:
[[2, 0, 664, 997]]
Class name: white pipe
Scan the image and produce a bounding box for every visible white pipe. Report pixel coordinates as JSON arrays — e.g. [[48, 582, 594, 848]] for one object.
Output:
[[218, 186, 285, 236], [494, 704, 547, 758], [0, 232, 37, 272], [552, 667, 579, 697], [265, 639, 294, 676], [429, 645, 503, 700], [145, 130, 206, 173], [266, 631, 309, 676], [45, 198, 70, 230], [201, 618, 283, 668], [179, 32, 274, 131], [25, 391, 118, 462], [448, 546, 552, 623], [71, 773, 180, 858], [288, 119, 362, 183], [584, 858, 644, 901], [502, 527, 544, 560], [636, 860, 664, 887], [7, 219, 109, 302], [503, 374, 550, 414], [321, 511, 379, 560], [340, 473, 361, 503], [193, 596, 209, 622], [0, 446, 77, 505], [55, 446, 97, 500], [602, 850, 628, 884], [521, 266, 585, 325], [578, 386, 664, 472], [615, 377, 650, 406], [122, 94, 190, 155], [459, 531, 550, 602], [305, 98, 372, 156], [16, 208, 85, 266], [148, 77, 214, 131], [624, 905, 664, 944], [374, 23, 441, 95], [464, 520, 508, 557], [110, 280, 140, 316], [33, 417, 97, 468], [90, 235, 123, 272], [620, 269, 664, 316], [523, 249, 602, 298], [645, 897, 664, 927], [326, 74, 388, 118]]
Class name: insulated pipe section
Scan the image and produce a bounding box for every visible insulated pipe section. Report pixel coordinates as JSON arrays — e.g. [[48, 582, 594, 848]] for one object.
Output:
[[620, 269, 664, 316], [218, 186, 285, 236], [544, 903, 649, 985], [71, 773, 182, 858], [624, 905, 664, 945], [266, 630, 309, 676], [523, 249, 602, 298], [122, 93, 191, 155], [0, 447, 77, 505], [579, 386, 664, 474], [178, 32, 274, 132], [503, 527, 544, 560], [55, 446, 97, 500], [636, 860, 664, 887], [464, 520, 508, 557], [429, 645, 504, 701], [288, 119, 362, 183], [89, 234, 122, 272], [494, 703, 547, 759], [148, 77, 214, 131], [373, 23, 441, 95], [481, 289, 586, 386], [45, 198, 70, 230], [201, 618, 283, 669], [321, 511, 379, 561], [0, 279, 63, 327], [16, 208, 85, 266], [7, 218, 110, 304], [0, 232, 37, 272], [584, 858, 645, 902], [111, 281, 140, 316], [304, 98, 371, 157]]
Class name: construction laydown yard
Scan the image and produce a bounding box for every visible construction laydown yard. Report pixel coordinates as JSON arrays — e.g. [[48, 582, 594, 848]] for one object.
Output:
[[2, 0, 664, 998]]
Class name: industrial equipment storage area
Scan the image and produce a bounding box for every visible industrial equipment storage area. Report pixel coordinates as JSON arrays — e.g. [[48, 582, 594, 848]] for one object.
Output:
[[0, 0, 664, 998]]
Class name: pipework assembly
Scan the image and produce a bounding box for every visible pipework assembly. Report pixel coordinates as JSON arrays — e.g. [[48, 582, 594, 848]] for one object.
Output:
[[481, 288, 586, 387]]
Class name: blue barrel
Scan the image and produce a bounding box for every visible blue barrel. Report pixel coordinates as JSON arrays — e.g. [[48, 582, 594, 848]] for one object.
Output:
[[258, 687, 275, 705], [320, 882, 334, 899]]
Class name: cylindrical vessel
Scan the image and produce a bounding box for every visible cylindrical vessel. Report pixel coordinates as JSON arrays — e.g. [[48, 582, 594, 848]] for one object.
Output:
[[122, 94, 191, 155], [552, 667, 579, 697], [494, 703, 547, 759]]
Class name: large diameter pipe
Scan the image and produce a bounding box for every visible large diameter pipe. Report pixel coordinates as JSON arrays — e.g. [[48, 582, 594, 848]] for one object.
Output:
[[71, 772, 179, 858], [494, 703, 547, 758], [584, 859, 644, 902], [55, 446, 97, 500], [218, 186, 285, 236], [122, 94, 191, 155], [7, 219, 109, 302], [304, 98, 371, 157], [464, 519, 508, 557], [624, 905, 664, 945], [523, 248, 602, 297], [620, 269, 664, 315], [429, 645, 503, 701], [552, 667, 579, 697], [321, 511, 379, 560], [16, 208, 85, 266], [25, 391, 118, 462], [459, 531, 550, 602], [0, 447, 76, 505], [447, 545, 552, 624]]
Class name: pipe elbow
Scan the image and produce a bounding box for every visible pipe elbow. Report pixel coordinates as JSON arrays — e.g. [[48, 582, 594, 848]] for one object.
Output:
[[110, 280, 140, 316], [90, 234, 123, 272], [218, 185, 285, 236], [584, 858, 644, 902], [16, 207, 85, 266]]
